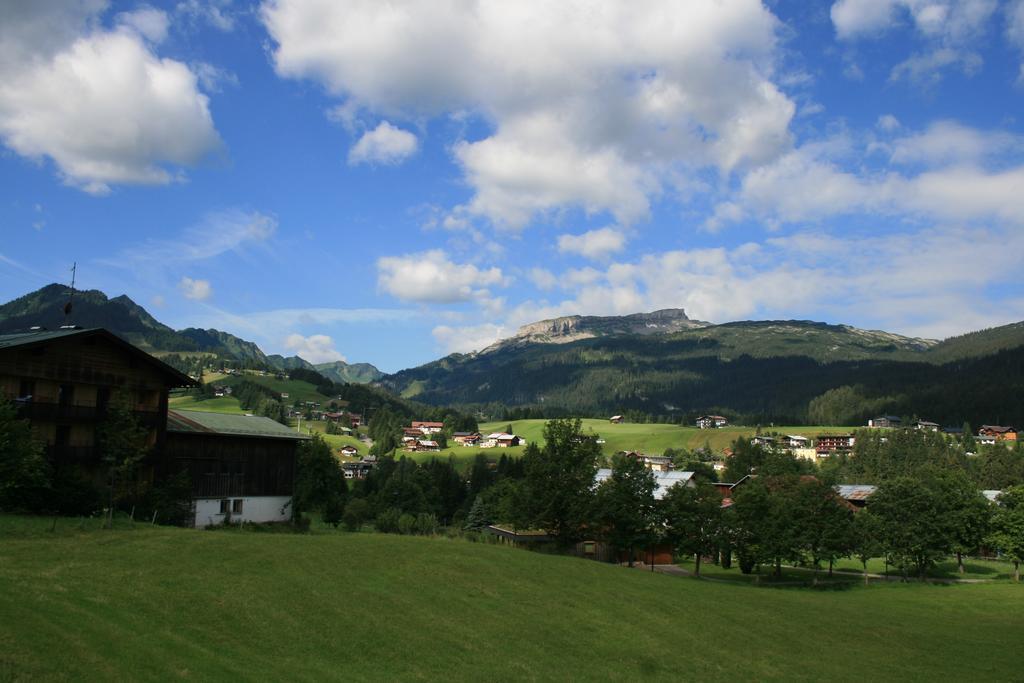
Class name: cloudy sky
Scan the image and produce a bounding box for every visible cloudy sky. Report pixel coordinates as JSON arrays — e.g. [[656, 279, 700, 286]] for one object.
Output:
[[2, 0, 1023, 372]]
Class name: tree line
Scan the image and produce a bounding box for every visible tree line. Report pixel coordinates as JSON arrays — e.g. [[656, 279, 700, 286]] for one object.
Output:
[[291, 419, 1024, 582]]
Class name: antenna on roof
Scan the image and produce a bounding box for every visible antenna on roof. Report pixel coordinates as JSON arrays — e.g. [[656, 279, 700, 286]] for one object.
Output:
[[62, 262, 76, 324]]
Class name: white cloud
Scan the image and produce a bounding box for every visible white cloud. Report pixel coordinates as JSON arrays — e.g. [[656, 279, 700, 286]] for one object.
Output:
[[877, 114, 901, 131], [430, 221, 1024, 354], [348, 121, 418, 166], [724, 126, 1024, 227], [0, 3, 222, 194], [116, 210, 277, 266], [831, 0, 998, 85], [889, 47, 982, 84], [833, 0, 996, 41], [178, 276, 212, 301], [557, 227, 627, 260], [377, 250, 507, 303], [116, 7, 170, 43], [888, 120, 1023, 165], [432, 323, 506, 354], [192, 62, 239, 93], [528, 267, 558, 291], [262, 0, 795, 229], [176, 0, 235, 31], [284, 333, 346, 363]]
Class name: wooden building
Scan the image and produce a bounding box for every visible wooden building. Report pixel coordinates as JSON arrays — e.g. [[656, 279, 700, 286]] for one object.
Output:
[[165, 409, 309, 527], [0, 327, 194, 483]]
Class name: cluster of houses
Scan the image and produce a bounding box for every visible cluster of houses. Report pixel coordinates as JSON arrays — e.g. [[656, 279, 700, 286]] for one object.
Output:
[[867, 416, 1017, 445], [749, 433, 856, 460], [401, 420, 524, 452]]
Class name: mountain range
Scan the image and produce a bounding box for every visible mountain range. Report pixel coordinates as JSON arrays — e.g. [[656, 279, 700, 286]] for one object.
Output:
[[0, 284, 383, 383], [3, 284, 1024, 426], [381, 311, 1024, 426]]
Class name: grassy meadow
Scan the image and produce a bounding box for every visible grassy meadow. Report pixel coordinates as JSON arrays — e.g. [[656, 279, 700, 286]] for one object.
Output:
[[479, 419, 856, 455], [1, 515, 1022, 681]]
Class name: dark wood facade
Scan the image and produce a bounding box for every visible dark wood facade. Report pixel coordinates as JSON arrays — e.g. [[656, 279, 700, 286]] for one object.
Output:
[[164, 432, 297, 498], [0, 329, 194, 477]]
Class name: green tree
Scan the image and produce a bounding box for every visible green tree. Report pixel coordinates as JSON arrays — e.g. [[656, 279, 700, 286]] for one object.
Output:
[[0, 399, 49, 512], [592, 453, 658, 566], [851, 510, 885, 585], [464, 495, 491, 531], [731, 476, 807, 578], [96, 392, 151, 516], [987, 486, 1024, 582], [293, 434, 348, 526], [661, 480, 723, 577], [342, 497, 370, 531], [798, 481, 854, 581], [521, 419, 601, 545], [868, 472, 984, 579], [945, 473, 992, 574]]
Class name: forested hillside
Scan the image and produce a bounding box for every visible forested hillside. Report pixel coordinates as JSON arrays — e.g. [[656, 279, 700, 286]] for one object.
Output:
[[383, 320, 1024, 426]]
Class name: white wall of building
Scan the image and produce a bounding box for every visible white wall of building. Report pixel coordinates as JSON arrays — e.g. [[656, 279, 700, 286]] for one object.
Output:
[[194, 496, 292, 528]]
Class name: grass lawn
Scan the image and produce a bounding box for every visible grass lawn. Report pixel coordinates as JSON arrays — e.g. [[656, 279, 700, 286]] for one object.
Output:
[[219, 373, 335, 404], [1, 515, 1022, 680], [830, 556, 1019, 581], [167, 394, 246, 415], [478, 419, 857, 456], [298, 421, 368, 458]]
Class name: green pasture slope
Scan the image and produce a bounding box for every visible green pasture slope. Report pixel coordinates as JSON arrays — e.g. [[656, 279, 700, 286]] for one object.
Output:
[[1, 517, 1022, 681], [167, 394, 247, 415], [479, 419, 855, 455]]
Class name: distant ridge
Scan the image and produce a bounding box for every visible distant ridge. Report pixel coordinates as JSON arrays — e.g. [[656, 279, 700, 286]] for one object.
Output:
[[0, 284, 382, 383], [483, 308, 708, 352]]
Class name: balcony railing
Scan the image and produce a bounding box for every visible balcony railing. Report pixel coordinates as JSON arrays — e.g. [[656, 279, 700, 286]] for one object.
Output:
[[14, 400, 162, 427]]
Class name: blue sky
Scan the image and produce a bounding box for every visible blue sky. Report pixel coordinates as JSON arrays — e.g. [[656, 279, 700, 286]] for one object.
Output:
[[2, 0, 1024, 373]]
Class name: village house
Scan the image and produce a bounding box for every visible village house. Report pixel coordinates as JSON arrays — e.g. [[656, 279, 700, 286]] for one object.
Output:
[[696, 415, 728, 429], [979, 425, 1017, 442], [915, 420, 940, 432], [411, 420, 444, 434], [452, 431, 482, 446], [341, 460, 374, 480], [338, 445, 358, 457], [609, 415, 623, 424], [482, 432, 522, 448], [619, 451, 674, 472], [750, 435, 775, 448], [868, 415, 901, 428], [815, 433, 855, 456], [783, 434, 810, 449], [165, 409, 309, 528], [791, 447, 820, 462]]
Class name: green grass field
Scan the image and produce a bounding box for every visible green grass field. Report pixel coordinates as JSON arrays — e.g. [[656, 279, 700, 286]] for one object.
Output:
[[167, 394, 247, 415], [478, 419, 855, 455], [1, 516, 1022, 680]]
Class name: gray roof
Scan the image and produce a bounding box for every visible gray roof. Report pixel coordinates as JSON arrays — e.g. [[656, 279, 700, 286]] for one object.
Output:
[[834, 484, 877, 501], [0, 327, 195, 386], [982, 490, 1002, 503], [0, 328, 94, 349], [595, 468, 695, 500], [167, 409, 310, 440]]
